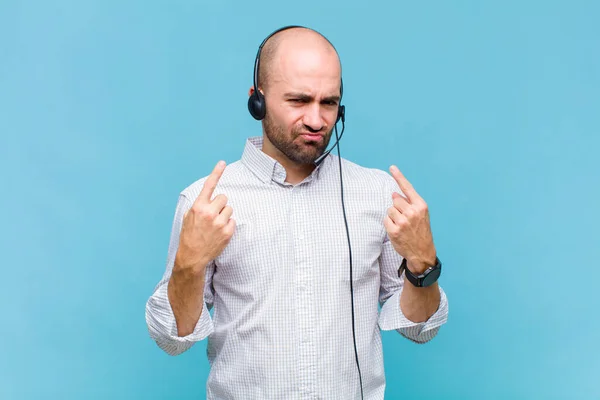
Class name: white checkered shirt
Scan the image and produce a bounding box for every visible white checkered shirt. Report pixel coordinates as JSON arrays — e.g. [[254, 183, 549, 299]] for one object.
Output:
[[146, 136, 449, 399]]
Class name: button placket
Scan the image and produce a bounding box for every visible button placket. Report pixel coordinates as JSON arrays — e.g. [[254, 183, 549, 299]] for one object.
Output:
[[293, 185, 317, 397]]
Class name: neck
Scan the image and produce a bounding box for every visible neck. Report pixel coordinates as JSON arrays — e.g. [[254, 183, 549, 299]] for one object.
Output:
[[261, 134, 315, 185]]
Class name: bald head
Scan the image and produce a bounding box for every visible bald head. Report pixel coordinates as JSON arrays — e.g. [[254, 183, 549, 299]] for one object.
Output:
[[257, 27, 341, 93]]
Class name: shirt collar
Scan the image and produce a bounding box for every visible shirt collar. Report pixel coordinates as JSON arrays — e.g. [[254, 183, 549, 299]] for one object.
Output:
[[241, 136, 329, 186]]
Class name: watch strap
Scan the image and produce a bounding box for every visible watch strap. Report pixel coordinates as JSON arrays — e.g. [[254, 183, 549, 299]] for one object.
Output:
[[399, 257, 442, 287]]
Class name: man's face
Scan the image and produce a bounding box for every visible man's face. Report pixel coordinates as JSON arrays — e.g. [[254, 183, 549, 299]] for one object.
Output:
[[259, 45, 342, 165]]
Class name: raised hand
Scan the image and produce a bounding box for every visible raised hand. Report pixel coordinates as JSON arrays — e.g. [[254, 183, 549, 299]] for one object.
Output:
[[175, 160, 235, 272], [383, 165, 437, 274]]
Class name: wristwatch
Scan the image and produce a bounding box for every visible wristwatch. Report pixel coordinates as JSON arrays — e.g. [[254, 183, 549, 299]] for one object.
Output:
[[398, 257, 442, 287]]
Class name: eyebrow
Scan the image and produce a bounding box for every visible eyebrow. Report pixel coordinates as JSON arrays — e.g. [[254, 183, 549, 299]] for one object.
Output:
[[284, 92, 341, 103]]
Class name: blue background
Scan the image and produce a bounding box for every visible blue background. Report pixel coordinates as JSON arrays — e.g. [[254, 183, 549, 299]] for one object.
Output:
[[1, 0, 598, 399]]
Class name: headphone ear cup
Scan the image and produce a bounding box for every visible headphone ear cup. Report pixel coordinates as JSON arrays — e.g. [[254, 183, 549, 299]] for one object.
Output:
[[248, 90, 266, 120], [337, 105, 345, 123]]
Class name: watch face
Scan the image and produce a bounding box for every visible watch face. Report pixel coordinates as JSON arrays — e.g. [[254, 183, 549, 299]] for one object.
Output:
[[422, 268, 441, 287]]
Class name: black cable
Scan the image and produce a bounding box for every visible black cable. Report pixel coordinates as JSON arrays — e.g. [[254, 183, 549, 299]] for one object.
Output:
[[332, 120, 364, 400]]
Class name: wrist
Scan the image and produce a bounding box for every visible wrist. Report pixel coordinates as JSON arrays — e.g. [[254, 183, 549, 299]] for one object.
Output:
[[173, 255, 210, 276], [407, 255, 436, 274]]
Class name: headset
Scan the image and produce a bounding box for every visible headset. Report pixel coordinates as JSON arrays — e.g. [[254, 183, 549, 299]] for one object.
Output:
[[248, 26, 363, 400]]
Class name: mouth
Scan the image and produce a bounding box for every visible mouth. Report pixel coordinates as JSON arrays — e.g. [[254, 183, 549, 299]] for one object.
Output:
[[299, 133, 323, 142]]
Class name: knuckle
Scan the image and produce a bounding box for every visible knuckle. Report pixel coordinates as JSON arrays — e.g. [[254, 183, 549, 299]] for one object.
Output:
[[385, 220, 399, 234], [199, 208, 216, 219], [214, 221, 226, 230], [222, 223, 234, 237], [384, 222, 392, 234], [214, 194, 227, 203], [191, 205, 203, 215]]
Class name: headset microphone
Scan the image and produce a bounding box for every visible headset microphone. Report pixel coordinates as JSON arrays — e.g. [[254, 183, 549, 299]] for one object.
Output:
[[314, 107, 345, 165]]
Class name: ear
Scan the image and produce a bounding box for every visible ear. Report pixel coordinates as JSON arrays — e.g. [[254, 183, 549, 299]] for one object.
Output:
[[248, 86, 255, 97]]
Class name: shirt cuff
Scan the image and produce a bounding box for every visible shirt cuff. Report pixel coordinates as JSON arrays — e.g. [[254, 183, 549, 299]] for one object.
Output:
[[378, 285, 449, 344], [145, 281, 214, 355]]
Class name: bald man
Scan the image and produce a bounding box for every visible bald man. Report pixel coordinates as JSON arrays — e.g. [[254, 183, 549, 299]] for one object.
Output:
[[146, 26, 449, 399]]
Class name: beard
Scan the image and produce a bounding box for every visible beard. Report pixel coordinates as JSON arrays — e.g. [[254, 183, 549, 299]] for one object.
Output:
[[263, 113, 334, 165]]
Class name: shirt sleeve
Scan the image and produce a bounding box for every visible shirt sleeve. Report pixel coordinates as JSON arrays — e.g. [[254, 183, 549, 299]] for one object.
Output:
[[376, 174, 449, 344], [145, 194, 215, 356]]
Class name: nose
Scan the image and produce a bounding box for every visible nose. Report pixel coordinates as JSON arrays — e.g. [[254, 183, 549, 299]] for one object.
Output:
[[302, 103, 325, 133]]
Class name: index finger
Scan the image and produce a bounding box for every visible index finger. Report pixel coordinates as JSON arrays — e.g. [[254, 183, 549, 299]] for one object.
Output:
[[198, 160, 226, 203], [389, 165, 418, 203]]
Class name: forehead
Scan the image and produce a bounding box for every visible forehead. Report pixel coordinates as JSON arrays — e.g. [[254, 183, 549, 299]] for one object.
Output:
[[270, 45, 341, 96]]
